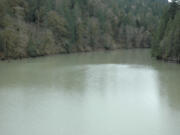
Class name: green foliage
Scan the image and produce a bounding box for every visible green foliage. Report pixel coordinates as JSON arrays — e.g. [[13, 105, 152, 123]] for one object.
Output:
[[152, 1, 180, 62], [27, 39, 37, 57], [0, 0, 168, 59], [0, 17, 28, 58], [46, 11, 68, 39], [0, 31, 3, 52], [27, 29, 56, 57]]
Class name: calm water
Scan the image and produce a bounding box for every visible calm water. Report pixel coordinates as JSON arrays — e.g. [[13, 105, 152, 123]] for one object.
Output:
[[0, 49, 180, 135]]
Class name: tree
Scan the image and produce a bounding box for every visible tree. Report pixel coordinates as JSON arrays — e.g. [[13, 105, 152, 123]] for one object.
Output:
[[152, 1, 180, 62]]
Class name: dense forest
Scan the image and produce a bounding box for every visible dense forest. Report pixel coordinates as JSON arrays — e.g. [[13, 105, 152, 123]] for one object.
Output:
[[152, 0, 180, 63], [0, 0, 167, 59]]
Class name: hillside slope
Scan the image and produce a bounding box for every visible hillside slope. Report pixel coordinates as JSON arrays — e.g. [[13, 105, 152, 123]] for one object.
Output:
[[152, 1, 180, 62], [0, 0, 167, 59]]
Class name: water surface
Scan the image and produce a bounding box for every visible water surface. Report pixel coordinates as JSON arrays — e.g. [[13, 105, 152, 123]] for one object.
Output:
[[0, 49, 180, 135]]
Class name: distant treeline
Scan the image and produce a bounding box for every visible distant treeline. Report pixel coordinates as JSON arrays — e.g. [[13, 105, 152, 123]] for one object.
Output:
[[152, 1, 180, 63], [0, 0, 167, 59]]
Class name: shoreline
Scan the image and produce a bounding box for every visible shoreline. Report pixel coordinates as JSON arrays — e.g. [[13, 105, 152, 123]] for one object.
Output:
[[156, 56, 180, 64], [2, 47, 179, 64], [0, 47, 150, 62]]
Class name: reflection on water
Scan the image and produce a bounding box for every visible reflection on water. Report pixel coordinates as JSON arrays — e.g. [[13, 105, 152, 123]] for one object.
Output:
[[0, 49, 180, 135]]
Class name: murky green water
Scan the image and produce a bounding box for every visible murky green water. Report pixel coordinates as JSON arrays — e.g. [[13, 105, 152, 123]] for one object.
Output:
[[0, 49, 180, 135]]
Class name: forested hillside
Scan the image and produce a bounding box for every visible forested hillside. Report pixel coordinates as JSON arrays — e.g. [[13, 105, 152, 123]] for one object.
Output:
[[0, 0, 167, 59], [152, 0, 180, 63]]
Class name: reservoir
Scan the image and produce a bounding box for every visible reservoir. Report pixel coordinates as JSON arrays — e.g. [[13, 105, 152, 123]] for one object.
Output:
[[0, 49, 180, 135]]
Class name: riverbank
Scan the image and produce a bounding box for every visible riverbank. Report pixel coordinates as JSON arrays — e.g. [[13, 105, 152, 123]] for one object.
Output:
[[0, 0, 166, 62], [0, 46, 150, 61], [2, 47, 180, 64], [156, 56, 180, 64]]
